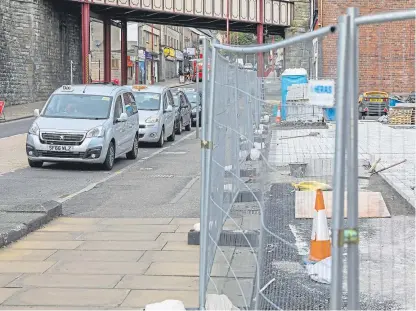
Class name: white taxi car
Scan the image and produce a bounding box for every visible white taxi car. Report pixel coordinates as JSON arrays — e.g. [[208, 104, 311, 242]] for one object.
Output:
[[26, 84, 140, 170]]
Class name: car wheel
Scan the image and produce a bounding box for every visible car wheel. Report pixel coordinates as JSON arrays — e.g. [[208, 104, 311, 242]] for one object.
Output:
[[176, 119, 183, 135], [185, 121, 191, 131], [167, 124, 176, 141], [126, 134, 139, 159], [28, 159, 43, 168], [156, 127, 165, 147], [103, 142, 115, 171]]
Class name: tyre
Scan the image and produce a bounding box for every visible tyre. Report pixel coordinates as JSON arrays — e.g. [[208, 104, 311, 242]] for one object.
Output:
[[103, 142, 115, 171], [156, 127, 165, 147], [176, 119, 183, 135], [126, 134, 139, 159], [185, 121, 191, 131], [167, 124, 176, 141], [28, 159, 43, 168]]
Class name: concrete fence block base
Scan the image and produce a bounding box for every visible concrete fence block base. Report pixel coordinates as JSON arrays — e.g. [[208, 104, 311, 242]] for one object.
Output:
[[188, 229, 259, 247]]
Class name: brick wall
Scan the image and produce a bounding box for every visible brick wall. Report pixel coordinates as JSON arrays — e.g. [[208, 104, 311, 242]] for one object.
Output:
[[320, 0, 415, 94], [0, 0, 82, 106]]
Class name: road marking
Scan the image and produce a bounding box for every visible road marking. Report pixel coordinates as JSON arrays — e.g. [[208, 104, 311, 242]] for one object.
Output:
[[288, 224, 309, 256], [162, 151, 187, 155], [58, 130, 195, 203], [169, 175, 200, 204]]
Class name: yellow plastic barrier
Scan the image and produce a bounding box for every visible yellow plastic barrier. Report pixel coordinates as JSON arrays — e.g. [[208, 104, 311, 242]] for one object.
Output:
[[292, 181, 332, 191]]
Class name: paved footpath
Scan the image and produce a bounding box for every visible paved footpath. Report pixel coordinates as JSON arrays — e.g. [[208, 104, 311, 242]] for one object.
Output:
[[0, 216, 247, 309]]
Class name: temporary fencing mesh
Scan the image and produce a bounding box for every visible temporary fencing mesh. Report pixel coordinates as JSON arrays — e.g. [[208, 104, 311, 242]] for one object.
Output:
[[199, 9, 415, 311]]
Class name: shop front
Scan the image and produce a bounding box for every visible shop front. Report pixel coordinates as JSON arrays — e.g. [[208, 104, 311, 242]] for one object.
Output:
[[176, 50, 184, 74], [145, 51, 153, 84], [163, 47, 176, 79], [137, 50, 146, 84]]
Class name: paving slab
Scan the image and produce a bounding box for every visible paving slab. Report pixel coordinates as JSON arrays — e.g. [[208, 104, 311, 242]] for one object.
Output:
[[9, 240, 83, 250], [116, 275, 199, 291], [0, 288, 20, 304], [162, 241, 200, 251], [77, 240, 166, 251], [77, 232, 160, 241], [23, 232, 83, 241], [99, 218, 173, 225], [47, 250, 144, 262], [121, 290, 198, 308], [2, 288, 130, 307], [47, 261, 150, 275], [103, 224, 179, 233], [0, 261, 56, 273], [155, 232, 188, 242], [145, 262, 228, 277], [0, 249, 56, 261], [169, 218, 200, 225], [0, 275, 20, 287], [38, 224, 105, 232], [8, 274, 123, 289], [51, 218, 102, 225]]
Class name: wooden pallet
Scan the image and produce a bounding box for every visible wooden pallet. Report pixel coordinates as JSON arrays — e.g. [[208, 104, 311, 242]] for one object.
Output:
[[389, 106, 415, 125]]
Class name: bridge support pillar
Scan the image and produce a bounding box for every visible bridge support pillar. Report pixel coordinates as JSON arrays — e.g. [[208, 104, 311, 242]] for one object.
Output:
[[81, 3, 90, 84], [256, 0, 264, 78], [103, 18, 112, 83], [121, 21, 128, 86]]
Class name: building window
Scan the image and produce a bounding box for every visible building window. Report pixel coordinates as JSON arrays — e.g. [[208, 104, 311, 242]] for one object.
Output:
[[111, 59, 119, 69], [154, 35, 158, 46]]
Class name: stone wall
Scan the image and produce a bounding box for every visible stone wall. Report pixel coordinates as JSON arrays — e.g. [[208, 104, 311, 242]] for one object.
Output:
[[0, 0, 82, 106], [283, 0, 314, 77]]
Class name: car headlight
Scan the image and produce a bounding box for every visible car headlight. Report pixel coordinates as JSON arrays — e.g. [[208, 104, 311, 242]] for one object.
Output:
[[28, 123, 40, 136], [145, 116, 159, 123], [86, 126, 104, 138]]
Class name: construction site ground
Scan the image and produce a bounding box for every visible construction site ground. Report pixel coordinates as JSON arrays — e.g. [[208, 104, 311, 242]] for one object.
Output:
[[257, 121, 415, 310]]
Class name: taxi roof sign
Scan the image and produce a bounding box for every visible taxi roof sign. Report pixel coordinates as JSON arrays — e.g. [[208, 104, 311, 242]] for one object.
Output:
[[132, 85, 148, 91], [62, 85, 73, 92]]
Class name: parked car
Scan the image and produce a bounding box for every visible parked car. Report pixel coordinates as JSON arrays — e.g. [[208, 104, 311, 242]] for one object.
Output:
[[358, 91, 389, 119], [26, 84, 139, 170], [184, 90, 202, 126], [127, 85, 176, 147], [172, 90, 192, 134]]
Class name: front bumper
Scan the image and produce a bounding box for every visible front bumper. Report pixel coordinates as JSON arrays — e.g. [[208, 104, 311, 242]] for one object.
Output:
[[139, 124, 161, 142], [26, 134, 108, 163]]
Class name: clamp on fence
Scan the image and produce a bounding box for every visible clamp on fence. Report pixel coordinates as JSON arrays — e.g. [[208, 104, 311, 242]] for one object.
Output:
[[337, 229, 359, 246], [200, 140, 213, 149]]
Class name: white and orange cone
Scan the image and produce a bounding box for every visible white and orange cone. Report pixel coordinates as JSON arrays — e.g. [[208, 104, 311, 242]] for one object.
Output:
[[309, 189, 331, 262], [275, 105, 281, 123]]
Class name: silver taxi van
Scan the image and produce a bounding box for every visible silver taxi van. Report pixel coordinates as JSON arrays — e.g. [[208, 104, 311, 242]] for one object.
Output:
[[26, 84, 140, 170]]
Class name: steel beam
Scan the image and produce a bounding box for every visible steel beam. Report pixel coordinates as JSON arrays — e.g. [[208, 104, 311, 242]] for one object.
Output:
[[120, 20, 128, 86], [81, 3, 91, 84], [103, 18, 112, 83]]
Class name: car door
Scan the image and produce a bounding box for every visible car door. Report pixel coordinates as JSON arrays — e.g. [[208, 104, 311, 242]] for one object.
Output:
[[123, 92, 139, 145], [180, 93, 191, 125], [166, 90, 176, 134], [112, 94, 126, 156]]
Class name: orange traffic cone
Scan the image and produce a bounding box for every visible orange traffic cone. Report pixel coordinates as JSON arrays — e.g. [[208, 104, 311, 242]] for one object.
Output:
[[309, 189, 331, 262], [275, 105, 281, 123]]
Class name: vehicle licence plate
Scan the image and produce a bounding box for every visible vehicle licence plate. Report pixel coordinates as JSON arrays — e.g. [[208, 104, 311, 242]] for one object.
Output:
[[48, 145, 73, 151], [370, 98, 383, 102]]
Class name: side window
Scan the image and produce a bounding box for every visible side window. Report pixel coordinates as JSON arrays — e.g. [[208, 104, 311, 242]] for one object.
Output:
[[163, 93, 169, 110], [114, 95, 123, 121], [167, 91, 175, 107], [123, 92, 138, 117], [180, 95, 187, 108]]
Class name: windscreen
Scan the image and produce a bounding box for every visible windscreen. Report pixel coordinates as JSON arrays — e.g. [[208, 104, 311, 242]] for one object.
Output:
[[42, 94, 112, 119], [172, 95, 180, 107], [185, 92, 199, 107], [133, 92, 161, 110]]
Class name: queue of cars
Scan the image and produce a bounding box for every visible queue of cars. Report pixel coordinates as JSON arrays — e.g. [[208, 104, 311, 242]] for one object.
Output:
[[26, 83, 202, 170]]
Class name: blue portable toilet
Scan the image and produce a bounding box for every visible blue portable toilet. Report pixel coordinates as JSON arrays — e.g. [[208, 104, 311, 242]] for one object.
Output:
[[281, 68, 308, 120]]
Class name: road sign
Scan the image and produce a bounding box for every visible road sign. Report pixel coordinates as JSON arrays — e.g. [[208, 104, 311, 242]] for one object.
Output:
[[308, 80, 335, 107]]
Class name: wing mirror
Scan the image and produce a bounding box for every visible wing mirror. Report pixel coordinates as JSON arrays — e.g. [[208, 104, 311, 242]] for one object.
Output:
[[34, 109, 40, 117], [117, 112, 128, 122], [165, 105, 173, 113]]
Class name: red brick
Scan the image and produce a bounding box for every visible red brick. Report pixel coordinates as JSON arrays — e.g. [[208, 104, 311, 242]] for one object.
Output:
[[319, 0, 415, 94]]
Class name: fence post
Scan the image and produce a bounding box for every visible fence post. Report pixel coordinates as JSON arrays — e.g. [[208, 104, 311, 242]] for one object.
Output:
[[70, 60, 73, 85], [199, 36, 217, 311], [196, 54, 200, 139], [330, 14, 350, 310], [346, 7, 360, 310]]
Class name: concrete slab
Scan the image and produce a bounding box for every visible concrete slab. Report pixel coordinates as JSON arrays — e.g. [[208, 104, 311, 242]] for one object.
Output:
[[23, 232, 83, 241], [0, 261, 56, 273], [116, 275, 199, 291], [77, 240, 166, 251], [121, 290, 198, 308], [8, 274, 123, 289], [103, 224, 178, 233], [10, 240, 83, 250], [295, 191, 390, 218], [5, 201, 62, 219], [0, 288, 20, 304], [50, 218, 101, 225], [2, 288, 130, 307], [0, 275, 20, 287], [47, 250, 144, 262], [155, 233, 188, 242], [169, 218, 200, 225], [38, 224, 105, 232], [47, 261, 150, 275], [0, 249, 56, 261], [162, 241, 199, 251]]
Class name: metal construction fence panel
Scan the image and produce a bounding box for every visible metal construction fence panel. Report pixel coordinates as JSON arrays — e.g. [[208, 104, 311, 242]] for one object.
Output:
[[199, 8, 415, 311]]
